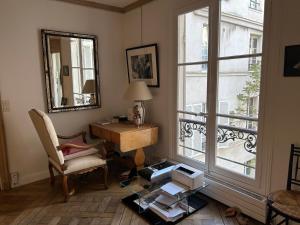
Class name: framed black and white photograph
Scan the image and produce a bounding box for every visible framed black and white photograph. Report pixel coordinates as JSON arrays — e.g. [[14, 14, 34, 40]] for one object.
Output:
[[284, 45, 300, 77], [126, 44, 159, 87]]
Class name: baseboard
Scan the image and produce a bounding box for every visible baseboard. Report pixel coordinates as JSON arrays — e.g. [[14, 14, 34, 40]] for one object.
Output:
[[200, 178, 267, 223], [13, 170, 49, 188]]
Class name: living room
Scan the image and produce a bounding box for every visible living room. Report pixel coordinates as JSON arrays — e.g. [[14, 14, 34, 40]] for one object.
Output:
[[1, 0, 300, 224]]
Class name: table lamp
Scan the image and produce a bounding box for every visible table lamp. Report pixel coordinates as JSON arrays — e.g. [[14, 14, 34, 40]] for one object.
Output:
[[124, 81, 152, 125], [82, 79, 96, 104]]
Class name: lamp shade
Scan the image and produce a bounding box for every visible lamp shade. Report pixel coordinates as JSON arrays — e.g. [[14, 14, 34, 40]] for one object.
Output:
[[82, 80, 95, 94], [124, 81, 152, 101]]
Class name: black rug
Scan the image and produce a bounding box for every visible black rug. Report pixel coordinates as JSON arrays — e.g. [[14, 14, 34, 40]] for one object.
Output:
[[122, 192, 208, 225]]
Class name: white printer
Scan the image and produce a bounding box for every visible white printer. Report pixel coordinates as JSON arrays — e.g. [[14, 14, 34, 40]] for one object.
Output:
[[138, 160, 176, 183], [171, 163, 204, 190]]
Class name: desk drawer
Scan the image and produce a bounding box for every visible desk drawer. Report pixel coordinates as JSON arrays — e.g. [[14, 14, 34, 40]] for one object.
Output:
[[120, 127, 158, 152], [90, 125, 120, 143]]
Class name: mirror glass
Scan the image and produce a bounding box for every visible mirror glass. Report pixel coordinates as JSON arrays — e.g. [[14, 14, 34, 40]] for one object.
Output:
[[41, 30, 100, 113]]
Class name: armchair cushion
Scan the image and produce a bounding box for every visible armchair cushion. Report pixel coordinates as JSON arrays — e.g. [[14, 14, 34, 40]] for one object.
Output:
[[64, 154, 106, 175], [61, 139, 98, 160]]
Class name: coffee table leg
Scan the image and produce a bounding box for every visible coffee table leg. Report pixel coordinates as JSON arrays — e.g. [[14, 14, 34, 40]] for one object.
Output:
[[134, 148, 145, 168]]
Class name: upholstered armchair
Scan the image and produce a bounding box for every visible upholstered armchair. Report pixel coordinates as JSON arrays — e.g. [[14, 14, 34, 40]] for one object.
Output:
[[29, 109, 107, 202]]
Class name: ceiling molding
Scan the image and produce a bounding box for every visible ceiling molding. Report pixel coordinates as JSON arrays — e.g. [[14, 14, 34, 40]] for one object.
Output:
[[55, 0, 124, 12], [123, 0, 154, 12], [55, 0, 154, 13]]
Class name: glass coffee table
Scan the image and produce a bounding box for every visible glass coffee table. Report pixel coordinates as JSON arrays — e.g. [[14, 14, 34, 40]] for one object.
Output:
[[120, 176, 208, 225]]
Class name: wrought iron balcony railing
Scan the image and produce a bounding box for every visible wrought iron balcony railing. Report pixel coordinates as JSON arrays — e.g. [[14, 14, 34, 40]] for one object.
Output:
[[178, 112, 258, 155]]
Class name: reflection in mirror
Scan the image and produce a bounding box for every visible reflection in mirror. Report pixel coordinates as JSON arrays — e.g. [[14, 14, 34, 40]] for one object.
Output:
[[41, 30, 100, 113]]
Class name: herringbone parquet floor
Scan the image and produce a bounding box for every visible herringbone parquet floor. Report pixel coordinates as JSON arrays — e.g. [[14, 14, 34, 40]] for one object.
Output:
[[0, 172, 263, 225]]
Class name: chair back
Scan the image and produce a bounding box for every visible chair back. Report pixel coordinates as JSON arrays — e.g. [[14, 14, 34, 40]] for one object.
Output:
[[287, 144, 300, 190], [29, 109, 64, 166]]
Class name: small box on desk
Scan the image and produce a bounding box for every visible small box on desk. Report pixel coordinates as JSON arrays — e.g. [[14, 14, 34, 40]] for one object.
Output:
[[172, 163, 204, 190]]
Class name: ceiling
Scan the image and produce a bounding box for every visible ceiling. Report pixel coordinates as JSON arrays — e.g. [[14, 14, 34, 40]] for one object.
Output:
[[84, 0, 138, 8]]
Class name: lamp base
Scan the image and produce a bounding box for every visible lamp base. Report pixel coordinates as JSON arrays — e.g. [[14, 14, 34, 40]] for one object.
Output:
[[89, 94, 95, 104], [133, 101, 145, 126]]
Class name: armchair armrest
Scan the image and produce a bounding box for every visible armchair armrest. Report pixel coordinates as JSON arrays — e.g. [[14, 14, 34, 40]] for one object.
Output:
[[57, 131, 87, 143], [57, 139, 106, 151]]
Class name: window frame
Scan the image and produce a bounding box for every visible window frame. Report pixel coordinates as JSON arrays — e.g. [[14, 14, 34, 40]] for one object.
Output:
[[173, 0, 272, 195], [174, 0, 211, 171]]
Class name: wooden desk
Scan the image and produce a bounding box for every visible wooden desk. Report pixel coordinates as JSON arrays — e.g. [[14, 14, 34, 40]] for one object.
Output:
[[90, 123, 158, 167]]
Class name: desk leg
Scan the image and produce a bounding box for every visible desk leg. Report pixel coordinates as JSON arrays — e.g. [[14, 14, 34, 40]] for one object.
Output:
[[134, 148, 145, 168]]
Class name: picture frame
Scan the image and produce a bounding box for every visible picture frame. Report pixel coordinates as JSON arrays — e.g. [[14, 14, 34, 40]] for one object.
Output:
[[284, 45, 300, 77], [126, 44, 159, 87]]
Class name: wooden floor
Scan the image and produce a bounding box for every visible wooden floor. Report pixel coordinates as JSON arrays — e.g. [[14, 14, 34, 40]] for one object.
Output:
[[0, 173, 263, 225]]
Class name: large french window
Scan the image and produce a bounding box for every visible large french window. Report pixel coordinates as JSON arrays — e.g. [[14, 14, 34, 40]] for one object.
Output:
[[70, 38, 95, 105], [177, 0, 265, 188]]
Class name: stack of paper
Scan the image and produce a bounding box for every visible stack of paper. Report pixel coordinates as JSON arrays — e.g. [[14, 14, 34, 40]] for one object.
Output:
[[147, 181, 189, 222], [160, 181, 188, 195], [133, 181, 192, 222], [149, 202, 186, 222], [155, 194, 177, 207]]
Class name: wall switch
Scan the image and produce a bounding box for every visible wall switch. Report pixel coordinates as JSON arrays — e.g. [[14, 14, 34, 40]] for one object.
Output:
[[1, 100, 10, 112], [11, 172, 19, 186]]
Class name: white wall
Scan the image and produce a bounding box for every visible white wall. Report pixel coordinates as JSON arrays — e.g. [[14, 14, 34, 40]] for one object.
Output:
[[262, 0, 300, 192], [123, 0, 300, 194], [123, 0, 174, 159], [0, 0, 128, 186]]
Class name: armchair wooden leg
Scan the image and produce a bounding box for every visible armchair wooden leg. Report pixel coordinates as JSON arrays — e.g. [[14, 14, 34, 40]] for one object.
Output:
[[99, 165, 108, 189], [63, 175, 69, 202], [62, 175, 75, 202], [103, 165, 108, 189], [48, 163, 55, 186]]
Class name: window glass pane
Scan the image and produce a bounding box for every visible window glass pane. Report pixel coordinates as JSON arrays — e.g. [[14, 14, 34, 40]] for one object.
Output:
[[177, 65, 207, 112], [72, 68, 81, 94], [216, 57, 261, 178], [72, 68, 84, 105], [219, 0, 264, 57], [218, 57, 261, 117], [83, 69, 95, 84], [50, 53, 62, 107], [81, 39, 94, 69], [70, 38, 80, 67], [178, 7, 209, 63], [177, 64, 207, 163], [178, 112, 206, 163]]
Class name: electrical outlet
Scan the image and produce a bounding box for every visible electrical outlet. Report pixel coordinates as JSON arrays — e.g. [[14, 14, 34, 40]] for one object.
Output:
[[1, 100, 10, 112], [11, 172, 19, 186]]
